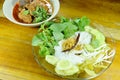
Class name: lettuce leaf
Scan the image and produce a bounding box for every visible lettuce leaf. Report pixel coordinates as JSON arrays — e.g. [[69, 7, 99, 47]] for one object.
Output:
[[49, 22, 77, 40], [74, 16, 90, 31], [63, 22, 78, 38]]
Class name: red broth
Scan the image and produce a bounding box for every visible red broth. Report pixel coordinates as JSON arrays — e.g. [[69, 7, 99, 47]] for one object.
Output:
[[13, 3, 24, 23], [13, 0, 53, 24]]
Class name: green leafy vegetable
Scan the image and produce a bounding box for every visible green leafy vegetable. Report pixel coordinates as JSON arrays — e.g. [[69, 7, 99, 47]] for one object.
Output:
[[49, 22, 77, 40], [53, 32, 64, 41], [32, 24, 57, 56], [74, 16, 90, 31], [39, 46, 50, 57], [23, 10, 30, 15], [32, 33, 43, 46], [60, 16, 70, 23], [32, 6, 51, 23], [49, 23, 66, 41], [63, 22, 78, 38], [49, 23, 66, 32]]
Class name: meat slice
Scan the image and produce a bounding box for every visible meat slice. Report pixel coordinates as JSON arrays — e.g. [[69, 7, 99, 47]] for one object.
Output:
[[25, 0, 49, 11], [18, 9, 32, 23], [24, 3, 36, 15]]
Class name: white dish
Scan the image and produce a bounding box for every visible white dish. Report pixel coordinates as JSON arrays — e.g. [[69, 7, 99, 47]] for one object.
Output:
[[3, 0, 60, 27]]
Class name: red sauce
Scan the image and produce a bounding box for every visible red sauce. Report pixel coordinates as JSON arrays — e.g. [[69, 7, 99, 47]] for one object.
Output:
[[13, 3, 24, 23], [13, 1, 53, 24]]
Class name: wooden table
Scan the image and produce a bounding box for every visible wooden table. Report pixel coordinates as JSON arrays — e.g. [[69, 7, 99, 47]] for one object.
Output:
[[0, 0, 120, 80]]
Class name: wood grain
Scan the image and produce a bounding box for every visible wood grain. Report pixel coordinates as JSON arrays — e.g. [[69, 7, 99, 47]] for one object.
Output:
[[0, 0, 120, 80]]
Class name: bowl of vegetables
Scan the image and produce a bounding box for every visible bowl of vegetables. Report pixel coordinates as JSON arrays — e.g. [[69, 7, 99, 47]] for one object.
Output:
[[32, 16, 116, 79], [3, 0, 60, 27]]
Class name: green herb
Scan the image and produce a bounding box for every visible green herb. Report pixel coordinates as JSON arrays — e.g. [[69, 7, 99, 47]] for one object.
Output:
[[23, 10, 30, 15], [39, 46, 50, 57], [32, 6, 50, 23], [63, 22, 77, 38], [49, 23, 66, 32], [60, 16, 70, 23], [74, 16, 90, 31], [32, 24, 57, 56], [32, 33, 43, 46], [49, 22, 77, 40], [49, 23, 66, 41]]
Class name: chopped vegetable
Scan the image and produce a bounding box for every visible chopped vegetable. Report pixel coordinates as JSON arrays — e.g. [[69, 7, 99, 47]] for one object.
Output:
[[63, 22, 78, 38], [85, 26, 105, 48], [32, 6, 51, 23], [45, 55, 59, 65], [55, 60, 79, 76], [74, 16, 90, 31], [23, 10, 30, 15], [56, 60, 73, 70], [32, 24, 57, 56]]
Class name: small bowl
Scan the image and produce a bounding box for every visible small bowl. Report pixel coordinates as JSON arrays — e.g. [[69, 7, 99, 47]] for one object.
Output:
[[32, 22, 116, 80], [3, 0, 60, 27]]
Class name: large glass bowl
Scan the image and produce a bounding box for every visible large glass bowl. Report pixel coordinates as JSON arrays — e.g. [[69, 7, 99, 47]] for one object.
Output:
[[32, 23, 116, 80]]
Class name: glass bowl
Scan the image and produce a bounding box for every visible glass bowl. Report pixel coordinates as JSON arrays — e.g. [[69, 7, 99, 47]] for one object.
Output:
[[32, 22, 116, 80]]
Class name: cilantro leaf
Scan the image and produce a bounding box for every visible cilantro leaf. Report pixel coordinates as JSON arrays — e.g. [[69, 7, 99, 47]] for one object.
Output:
[[23, 10, 30, 15], [60, 16, 70, 23], [74, 16, 90, 31], [32, 33, 42, 46], [49, 23, 67, 32], [39, 46, 50, 57], [32, 6, 50, 23], [49, 23, 66, 41], [63, 22, 78, 38], [49, 22, 77, 40], [53, 31, 64, 41]]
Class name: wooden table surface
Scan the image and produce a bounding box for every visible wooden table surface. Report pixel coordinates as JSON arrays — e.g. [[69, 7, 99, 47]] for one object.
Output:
[[0, 0, 120, 80]]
